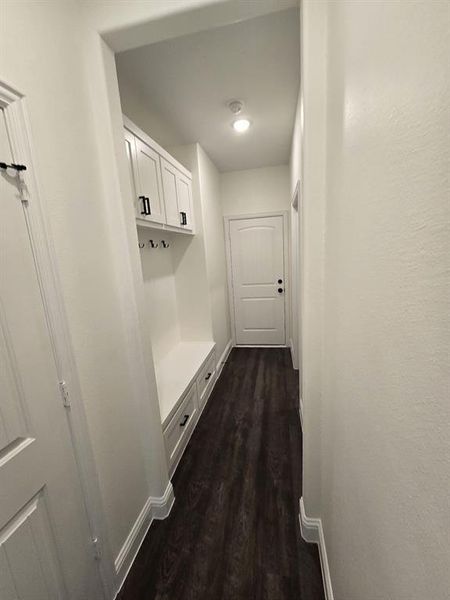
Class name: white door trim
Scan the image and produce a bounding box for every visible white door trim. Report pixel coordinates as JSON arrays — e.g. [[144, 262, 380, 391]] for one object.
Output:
[[0, 78, 114, 597], [224, 211, 290, 347]]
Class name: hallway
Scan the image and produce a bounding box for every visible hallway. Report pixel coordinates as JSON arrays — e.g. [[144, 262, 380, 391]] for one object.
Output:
[[118, 348, 324, 600]]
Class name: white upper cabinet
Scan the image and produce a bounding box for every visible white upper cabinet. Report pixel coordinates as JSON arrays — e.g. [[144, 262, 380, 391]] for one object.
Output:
[[135, 138, 166, 224], [176, 172, 193, 232], [160, 158, 180, 227], [124, 116, 194, 234]]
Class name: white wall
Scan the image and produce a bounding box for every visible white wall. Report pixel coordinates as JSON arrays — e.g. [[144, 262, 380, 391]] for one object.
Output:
[[294, 2, 450, 599], [117, 71, 184, 150], [117, 66, 230, 366], [197, 146, 232, 363], [220, 164, 291, 215], [138, 232, 182, 363]]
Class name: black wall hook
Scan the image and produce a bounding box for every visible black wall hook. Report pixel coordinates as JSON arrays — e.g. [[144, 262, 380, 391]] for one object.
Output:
[[148, 240, 158, 248], [0, 162, 27, 172], [161, 240, 170, 248]]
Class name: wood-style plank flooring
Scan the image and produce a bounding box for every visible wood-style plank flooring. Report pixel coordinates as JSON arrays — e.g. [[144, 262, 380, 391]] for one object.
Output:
[[118, 348, 324, 600]]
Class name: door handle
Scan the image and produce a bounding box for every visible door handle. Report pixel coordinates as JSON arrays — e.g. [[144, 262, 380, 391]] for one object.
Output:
[[139, 196, 147, 215], [180, 211, 187, 225], [205, 372, 212, 381], [278, 288, 284, 294], [145, 197, 151, 215]]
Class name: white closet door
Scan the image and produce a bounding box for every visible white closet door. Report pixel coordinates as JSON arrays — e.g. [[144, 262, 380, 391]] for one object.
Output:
[[176, 173, 193, 231], [0, 111, 100, 598], [229, 215, 286, 345], [160, 158, 181, 227], [135, 137, 165, 224]]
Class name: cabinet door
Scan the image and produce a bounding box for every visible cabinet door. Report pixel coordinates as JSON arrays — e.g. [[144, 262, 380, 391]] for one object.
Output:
[[124, 128, 144, 219], [135, 138, 166, 224], [176, 173, 194, 231], [160, 158, 180, 227]]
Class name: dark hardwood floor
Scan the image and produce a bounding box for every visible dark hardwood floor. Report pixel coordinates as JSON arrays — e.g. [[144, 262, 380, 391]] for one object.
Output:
[[118, 347, 324, 600]]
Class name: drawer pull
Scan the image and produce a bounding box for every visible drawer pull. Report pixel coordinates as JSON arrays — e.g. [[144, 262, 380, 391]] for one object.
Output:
[[205, 372, 212, 381], [180, 415, 189, 427]]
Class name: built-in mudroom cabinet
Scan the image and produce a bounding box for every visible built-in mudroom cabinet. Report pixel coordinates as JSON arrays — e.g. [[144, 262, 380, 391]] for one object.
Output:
[[124, 116, 217, 476]]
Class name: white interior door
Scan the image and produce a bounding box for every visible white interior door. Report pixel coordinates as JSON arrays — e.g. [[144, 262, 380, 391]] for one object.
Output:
[[228, 215, 286, 345], [0, 110, 100, 598], [135, 137, 165, 224]]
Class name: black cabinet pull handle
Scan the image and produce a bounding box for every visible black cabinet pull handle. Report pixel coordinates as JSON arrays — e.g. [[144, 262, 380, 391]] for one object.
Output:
[[180, 211, 187, 225], [180, 415, 189, 427], [278, 288, 283, 294], [139, 196, 151, 215], [205, 372, 212, 381]]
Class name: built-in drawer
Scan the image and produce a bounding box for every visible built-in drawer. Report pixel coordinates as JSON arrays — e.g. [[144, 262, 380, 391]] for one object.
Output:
[[197, 351, 216, 409], [164, 382, 197, 465]]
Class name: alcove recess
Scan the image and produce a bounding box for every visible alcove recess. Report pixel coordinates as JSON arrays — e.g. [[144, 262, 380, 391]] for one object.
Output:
[[137, 143, 215, 426]]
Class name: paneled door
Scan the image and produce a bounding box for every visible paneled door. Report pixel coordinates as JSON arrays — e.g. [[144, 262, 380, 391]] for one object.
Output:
[[160, 158, 180, 227], [134, 137, 165, 224], [228, 215, 286, 345], [0, 110, 101, 597]]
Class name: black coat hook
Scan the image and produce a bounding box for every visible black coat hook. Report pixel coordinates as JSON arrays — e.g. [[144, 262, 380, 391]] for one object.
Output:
[[161, 240, 170, 248], [148, 240, 158, 248], [138, 242, 145, 249], [0, 162, 27, 172]]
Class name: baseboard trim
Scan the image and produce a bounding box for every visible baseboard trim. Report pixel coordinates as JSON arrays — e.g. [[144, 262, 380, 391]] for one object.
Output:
[[216, 339, 233, 377], [114, 482, 175, 595], [299, 498, 334, 600]]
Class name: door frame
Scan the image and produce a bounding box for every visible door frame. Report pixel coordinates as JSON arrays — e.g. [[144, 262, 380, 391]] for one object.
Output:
[[224, 211, 290, 347], [291, 180, 304, 413], [290, 180, 300, 370], [0, 78, 114, 597]]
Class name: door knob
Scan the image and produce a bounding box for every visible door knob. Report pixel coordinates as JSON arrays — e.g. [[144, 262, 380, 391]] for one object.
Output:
[[278, 279, 283, 284], [278, 288, 283, 294]]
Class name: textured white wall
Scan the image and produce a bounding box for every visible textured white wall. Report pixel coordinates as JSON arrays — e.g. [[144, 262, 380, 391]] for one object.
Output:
[[295, 1, 450, 599], [220, 164, 291, 215]]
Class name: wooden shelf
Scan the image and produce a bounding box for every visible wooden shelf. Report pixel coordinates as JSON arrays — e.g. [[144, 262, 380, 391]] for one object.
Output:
[[155, 341, 215, 427]]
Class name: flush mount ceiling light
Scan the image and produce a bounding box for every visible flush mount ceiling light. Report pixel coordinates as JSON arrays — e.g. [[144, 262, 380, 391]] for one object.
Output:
[[232, 118, 251, 133], [228, 99, 251, 133]]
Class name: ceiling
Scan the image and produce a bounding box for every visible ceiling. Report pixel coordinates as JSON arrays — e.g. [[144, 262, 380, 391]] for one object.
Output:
[[116, 8, 300, 172]]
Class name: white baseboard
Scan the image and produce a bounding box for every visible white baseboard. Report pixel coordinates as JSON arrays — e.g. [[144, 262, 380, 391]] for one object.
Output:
[[299, 397, 304, 430], [114, 482, 175, 596], [216, 339, 233, 377], [299, 498, 334, 600]]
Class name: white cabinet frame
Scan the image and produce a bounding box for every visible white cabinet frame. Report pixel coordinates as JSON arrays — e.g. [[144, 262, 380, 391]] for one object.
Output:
[[123, 115, 194, 234]]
